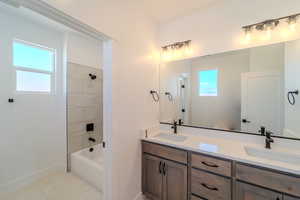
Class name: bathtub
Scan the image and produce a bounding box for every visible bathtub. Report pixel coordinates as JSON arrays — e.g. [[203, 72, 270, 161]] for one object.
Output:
[[71, 144, 104, 191]]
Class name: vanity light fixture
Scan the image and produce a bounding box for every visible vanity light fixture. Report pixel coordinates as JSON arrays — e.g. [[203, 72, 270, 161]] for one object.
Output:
[[242, 13, 300, 42], [263, 20, 279, 40], [287, 15, 298, 31], [161, 40, 192, 61]]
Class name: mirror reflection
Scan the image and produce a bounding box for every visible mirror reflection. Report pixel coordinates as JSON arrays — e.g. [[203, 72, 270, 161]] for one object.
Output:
[[160, 40, 300, 139]]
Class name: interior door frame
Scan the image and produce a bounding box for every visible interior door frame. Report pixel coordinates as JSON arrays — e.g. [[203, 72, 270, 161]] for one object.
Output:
[[0, 1, 112, 200]]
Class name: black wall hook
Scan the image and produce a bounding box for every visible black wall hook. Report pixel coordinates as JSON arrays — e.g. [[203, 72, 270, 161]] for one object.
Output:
[[164, 92, 173, 101], [287, 90, 299, 105], [150, 90, 160, 102]]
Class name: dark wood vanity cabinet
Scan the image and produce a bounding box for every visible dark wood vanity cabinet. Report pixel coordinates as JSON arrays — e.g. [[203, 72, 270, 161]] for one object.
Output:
[[143, 154, 163, 200], [236, 163, 300, 197], [191, 168, 231, 200], [236, 182, 300, 200], [191, 153, 232, 200], [285, 196, 300, 200], [142, 142, 188, 200], [236, 181, 283, 200], [163, 159, 188, 200], [142, 141, 300, 200]]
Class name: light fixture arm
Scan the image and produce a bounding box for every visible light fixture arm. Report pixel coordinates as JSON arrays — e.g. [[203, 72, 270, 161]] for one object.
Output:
[[242, 13, 300, 31]]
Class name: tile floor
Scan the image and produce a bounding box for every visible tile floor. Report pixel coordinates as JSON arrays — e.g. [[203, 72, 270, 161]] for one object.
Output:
[[0, 171, 103, 200]]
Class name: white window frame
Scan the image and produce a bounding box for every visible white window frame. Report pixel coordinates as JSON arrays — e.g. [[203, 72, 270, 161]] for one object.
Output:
[[12, 39, 56, 94], [198, 68, 219, 97]]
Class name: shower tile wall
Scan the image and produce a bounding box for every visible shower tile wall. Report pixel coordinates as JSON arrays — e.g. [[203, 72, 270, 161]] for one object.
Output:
[[68, 62, 103, 155]]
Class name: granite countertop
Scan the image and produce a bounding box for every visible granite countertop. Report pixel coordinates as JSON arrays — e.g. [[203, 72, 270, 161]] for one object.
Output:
[[142, 131, 300, 175]]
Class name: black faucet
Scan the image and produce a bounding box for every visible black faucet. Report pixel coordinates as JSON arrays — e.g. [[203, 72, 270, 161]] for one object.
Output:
[[259, 126, 266, 136], [171, 120, 178, 134], [178, 119, 183, 126], [265, 131, 274, 149]]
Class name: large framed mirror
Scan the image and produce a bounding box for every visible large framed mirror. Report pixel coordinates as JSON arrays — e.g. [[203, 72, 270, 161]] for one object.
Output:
[[160, 39, 300, 139]]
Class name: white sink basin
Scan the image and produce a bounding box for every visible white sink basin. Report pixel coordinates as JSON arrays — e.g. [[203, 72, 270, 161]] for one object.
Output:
[[245, 146, 300, 165], [154, 133, 188, 142]]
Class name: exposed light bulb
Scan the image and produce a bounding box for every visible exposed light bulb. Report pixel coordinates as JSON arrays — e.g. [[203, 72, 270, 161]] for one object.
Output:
[[162, 48, 168, 61], [244, 26, 252, 43], [288, 16, 297, 32], [265, 27, 272, 40], [263, 23, 273, 40], [245, 32, 251, 42], [290, 23, 297, 31]]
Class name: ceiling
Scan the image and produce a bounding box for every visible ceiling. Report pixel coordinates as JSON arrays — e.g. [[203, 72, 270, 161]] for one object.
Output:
[[4, 0, 224, 26], [139, 0, 223, 24]]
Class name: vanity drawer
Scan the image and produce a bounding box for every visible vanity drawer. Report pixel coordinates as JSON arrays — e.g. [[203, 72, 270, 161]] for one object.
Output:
[[142, 142, 187, 164], [191, 168, 231, 200], [190, 195, 203, 200], [191, 153, 232, 177], [285, 195, 300, 200], [236, 163, 300, 197]]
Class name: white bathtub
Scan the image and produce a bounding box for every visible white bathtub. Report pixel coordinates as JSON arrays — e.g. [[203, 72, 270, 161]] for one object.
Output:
[[71, 144, 104, 191]]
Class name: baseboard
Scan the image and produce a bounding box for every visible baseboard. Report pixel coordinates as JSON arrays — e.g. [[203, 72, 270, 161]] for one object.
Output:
[[0, 163, 66, 194], [133, 192, 147, 200]]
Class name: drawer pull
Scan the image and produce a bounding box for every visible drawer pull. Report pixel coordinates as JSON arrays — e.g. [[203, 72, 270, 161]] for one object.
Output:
[[159, 161, 162, 174], [163, 162, 166, 176], [201, 183, 219, 191], [201, 161, 219, 168]]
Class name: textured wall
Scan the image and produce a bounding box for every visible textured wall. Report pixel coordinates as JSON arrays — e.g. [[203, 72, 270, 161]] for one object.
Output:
[[68, 62, 103, 154]]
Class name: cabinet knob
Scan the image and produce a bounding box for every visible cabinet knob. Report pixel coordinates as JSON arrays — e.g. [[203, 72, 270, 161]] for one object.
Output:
[[8, 98, 14, 103]]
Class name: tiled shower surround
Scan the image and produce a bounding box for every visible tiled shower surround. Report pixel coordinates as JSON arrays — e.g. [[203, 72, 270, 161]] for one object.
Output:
[[67, 62, 103, 156]]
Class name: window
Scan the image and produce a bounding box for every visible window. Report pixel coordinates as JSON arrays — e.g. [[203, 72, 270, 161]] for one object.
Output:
[[13, 40, 55, 93], [198, 69, 218, 96]]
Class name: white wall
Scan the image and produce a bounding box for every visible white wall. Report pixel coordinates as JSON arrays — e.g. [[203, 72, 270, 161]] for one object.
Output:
[[42, 1, 160, 200], [67, 32, 102, 68], [249, 43, 284, 72], [285, 40, 300, 138], [159, 0, 300, 59], [0, 7, 66, 192]]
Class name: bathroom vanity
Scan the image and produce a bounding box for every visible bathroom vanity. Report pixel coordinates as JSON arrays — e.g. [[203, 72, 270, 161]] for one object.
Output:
[[141, 133, 300, 200]]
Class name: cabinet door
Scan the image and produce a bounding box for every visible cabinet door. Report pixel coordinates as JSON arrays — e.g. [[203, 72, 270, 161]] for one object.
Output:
[[285, 196, 300, 200], [236, 181, 282, 200], [163, 160, 188, 200], [142, 154, 163, 200]]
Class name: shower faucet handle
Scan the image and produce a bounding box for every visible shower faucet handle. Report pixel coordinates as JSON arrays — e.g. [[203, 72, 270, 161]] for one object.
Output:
[[89, 73, 97, 80]]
